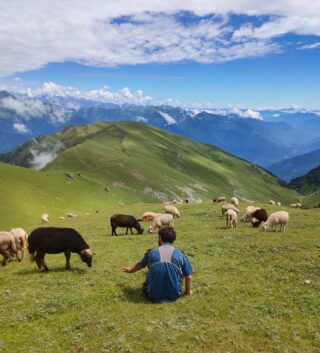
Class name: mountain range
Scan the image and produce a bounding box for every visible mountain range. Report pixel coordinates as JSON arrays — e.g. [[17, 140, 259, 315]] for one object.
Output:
[[1, 90, 320, 177]]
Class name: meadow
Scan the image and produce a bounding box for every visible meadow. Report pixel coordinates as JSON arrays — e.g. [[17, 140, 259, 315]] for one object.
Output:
[[0, 202, 319, 353]]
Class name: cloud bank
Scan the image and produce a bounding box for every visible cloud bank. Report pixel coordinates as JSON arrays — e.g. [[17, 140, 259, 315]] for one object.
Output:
[[0, 1, 320, 77]]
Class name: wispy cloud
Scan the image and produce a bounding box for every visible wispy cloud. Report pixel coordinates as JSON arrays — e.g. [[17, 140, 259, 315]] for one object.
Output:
[[299, 42, 320, 50], [1, 1, 319, 77], [13, 122, 30, 134], [30, 141, 64, 170]]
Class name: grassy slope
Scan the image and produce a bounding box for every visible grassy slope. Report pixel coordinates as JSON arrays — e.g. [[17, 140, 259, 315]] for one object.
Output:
[[0, 162, 118, 229], [0, 202, 319, 353], [43, 122, 298, 203], [289, 165, 320, 195], [302, 189, 320, 208]]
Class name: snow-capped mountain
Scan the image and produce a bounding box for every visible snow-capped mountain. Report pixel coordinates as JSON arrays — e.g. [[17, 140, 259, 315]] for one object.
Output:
[[1, 89, 320, 171]]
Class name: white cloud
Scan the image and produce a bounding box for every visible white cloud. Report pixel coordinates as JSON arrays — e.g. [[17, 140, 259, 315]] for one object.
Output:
[[13, 122, 30, 134], [1, 1, 319, 77], [158, 111, 177, 125], [1, 96, 48, 117], [136, 116, 148, 122], [30, 141, 64, 170], [299, 42, 320, 50], [232, 107, 263, 120]]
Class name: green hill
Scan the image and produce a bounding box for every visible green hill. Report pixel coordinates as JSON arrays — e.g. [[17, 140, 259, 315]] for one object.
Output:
[[0, 122, 299, 227], [289, 165, 320, 195]]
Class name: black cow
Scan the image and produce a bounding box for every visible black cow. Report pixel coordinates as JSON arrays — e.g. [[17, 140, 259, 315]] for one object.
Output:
[[110, 214, 144, 236], [28, 227, 94, 271]]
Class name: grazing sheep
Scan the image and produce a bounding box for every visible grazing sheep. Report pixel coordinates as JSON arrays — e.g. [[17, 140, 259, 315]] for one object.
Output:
[[251, 209, 268, 228], [213, 197, 226, 203], [110, 214, 144, 236], [290, 203, 301, 209], [67, 213, 78, 218], [28, 227, 94, 271], [41, 213, 49, 223], [59, 216, 65, 221], [276, 202, 281, 206], [231, 197, 239, 207], [147, 214, 174, 233], [138, 212, 160, 222], [0, 231, 20, 266], [226, 209, 237, 229], [10, 228, 28, 260], [164, 205, 180, 218], [241, 206, 260, 222], [269, 200, 275, 205], [263, 211, 289, 232], [221, 204, 239, 216]]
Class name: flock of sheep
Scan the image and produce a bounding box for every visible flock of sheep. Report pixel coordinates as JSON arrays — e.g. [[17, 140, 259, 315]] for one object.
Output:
[[0, 197, 293, 269], [214, 196, 290, 231]]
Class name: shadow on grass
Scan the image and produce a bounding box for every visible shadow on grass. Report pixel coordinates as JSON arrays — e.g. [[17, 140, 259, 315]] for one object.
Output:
[[17, 267, 87, 275], [118, 284, 152, 304]]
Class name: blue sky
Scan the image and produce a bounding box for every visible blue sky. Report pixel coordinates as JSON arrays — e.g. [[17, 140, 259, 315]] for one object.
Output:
[[1, 1, 320, 108]]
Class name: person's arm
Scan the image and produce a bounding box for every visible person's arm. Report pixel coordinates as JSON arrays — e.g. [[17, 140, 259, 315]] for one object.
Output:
[[122, 261, 142, 274], [184, 275, 192, 295]]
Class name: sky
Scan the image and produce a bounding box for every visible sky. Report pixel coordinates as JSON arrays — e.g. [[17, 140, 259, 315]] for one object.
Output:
[[1, 0, 320, 108]]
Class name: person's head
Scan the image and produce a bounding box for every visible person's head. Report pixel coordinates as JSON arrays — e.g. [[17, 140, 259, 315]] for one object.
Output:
[[158, 226, 176, 245]]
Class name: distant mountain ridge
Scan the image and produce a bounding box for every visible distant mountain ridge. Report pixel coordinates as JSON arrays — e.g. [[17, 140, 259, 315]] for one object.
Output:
[[1, 90, 320, 168], [289, 165, 320, 195], [268, 149, 320, 182]]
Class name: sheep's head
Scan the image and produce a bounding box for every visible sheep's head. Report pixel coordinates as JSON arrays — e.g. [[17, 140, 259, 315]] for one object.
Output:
[[263, 223, 269, 232], [147, 226, 154, 234]]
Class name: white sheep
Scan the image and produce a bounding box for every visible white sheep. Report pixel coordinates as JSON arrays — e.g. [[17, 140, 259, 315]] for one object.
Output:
[[263, 211, 289, 232], [147, 214, 174, 233], [269, 200, 275, 205], [10, 228, 28, 260], [221, 204, 239, 216], [138, 212, 160, 222], [230, 197, 239, 207], [290, 203, 301, 209], [59, 216, 65, 221], [226, 209, 237, 229], [164, 205, 180, 218], [276, 202, 281, 206], [67, 213, 78, 218], [241, 206, 260, 222], [41, 213, 49, 223], [0, 231, 20, 265]]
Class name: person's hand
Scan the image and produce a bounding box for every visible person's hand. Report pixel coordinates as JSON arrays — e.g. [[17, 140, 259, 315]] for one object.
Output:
[[122, 267, 132, 273]]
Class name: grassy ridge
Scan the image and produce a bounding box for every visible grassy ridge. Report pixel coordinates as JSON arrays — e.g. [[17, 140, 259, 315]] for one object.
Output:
[[0, 202, 319, 353], [44, 122, 298, 203], [2, 122, 299, 207]]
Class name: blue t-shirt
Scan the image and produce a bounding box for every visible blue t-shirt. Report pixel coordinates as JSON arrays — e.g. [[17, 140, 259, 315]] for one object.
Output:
[[139, 243, 193, 303]]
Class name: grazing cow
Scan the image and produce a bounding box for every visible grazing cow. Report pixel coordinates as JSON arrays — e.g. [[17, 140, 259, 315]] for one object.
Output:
[[28, 227, 94, 271], [110, 214, 144, 236]]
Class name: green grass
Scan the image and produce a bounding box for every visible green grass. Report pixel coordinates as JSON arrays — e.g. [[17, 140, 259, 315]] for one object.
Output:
[[0, 202, 319, 353]]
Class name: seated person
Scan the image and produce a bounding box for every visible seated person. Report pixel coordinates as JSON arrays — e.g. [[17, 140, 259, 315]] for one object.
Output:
[[122, 226, 193, 303]]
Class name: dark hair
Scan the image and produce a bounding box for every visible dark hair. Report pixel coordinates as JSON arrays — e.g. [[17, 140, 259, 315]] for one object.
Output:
[[158, 226, 176, 244]]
